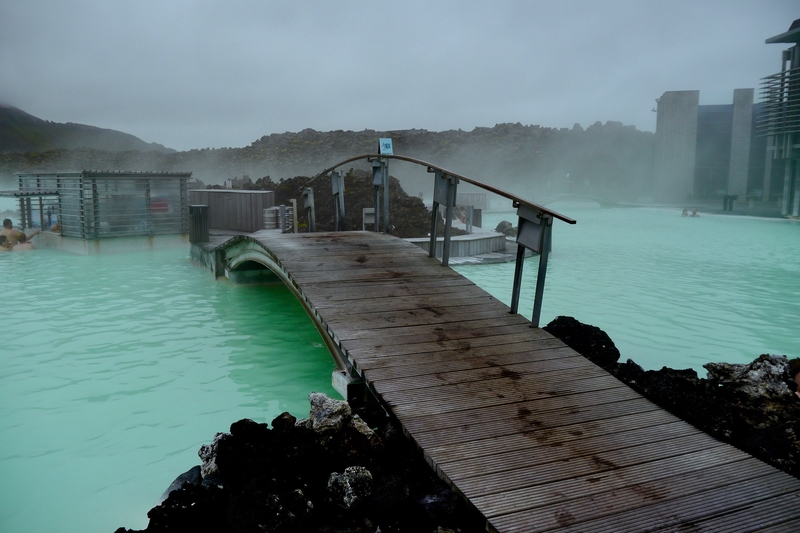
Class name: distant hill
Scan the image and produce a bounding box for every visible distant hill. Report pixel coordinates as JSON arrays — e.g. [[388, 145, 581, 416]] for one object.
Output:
[[0, 105, 174, 154], [0, 122, 655, 203]]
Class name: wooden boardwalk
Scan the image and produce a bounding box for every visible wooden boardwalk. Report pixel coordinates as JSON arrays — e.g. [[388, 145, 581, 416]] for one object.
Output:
[[209, 230, 800, 533]]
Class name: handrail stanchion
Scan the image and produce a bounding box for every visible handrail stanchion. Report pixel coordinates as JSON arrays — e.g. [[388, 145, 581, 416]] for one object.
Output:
[[371, 159, 383, 232], [514, 204, 553, 327], [510, 243, 525, 314], [531, 215, 553, 328], [382, 159, 389, 232], [331, 170, 346, 231], [430, 169, 458, 266], [302, 187, 316, 233]]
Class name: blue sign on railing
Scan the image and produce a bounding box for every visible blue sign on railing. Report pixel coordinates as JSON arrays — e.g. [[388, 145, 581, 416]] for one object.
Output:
[[378, 138, 393, 155]]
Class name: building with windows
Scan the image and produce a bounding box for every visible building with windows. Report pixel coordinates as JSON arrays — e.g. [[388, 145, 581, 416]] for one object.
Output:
[[758, 19, 800, 217]]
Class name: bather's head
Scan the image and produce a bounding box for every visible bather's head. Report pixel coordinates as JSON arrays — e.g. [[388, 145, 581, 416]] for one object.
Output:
[[790, 358, 800, 382], [3, 218, 12, 229]]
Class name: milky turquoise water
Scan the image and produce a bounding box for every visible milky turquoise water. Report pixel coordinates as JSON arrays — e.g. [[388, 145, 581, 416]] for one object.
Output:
[[458, 205, 800, 373], [0, 249, 337, 533], [2, 205, 799, 533]]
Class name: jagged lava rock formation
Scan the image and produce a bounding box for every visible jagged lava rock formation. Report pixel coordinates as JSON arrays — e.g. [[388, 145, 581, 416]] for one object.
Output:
[[115, 392, 482, 533]]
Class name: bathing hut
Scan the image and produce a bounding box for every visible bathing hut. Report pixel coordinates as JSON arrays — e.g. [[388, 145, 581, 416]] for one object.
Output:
[[4, 170, 192, 253]]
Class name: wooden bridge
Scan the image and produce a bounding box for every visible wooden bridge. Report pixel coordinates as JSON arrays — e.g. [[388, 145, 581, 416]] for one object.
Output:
[[194, 229, 800, 533]]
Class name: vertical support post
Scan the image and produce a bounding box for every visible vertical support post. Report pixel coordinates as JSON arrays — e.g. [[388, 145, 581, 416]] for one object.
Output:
[[531, 217, 553, 328], [92, 179, 100, 239], [180, 177, 189, 234], [428, 201, 439, 259], [145, 178, 153, 236], [23, 197, 32, 230], [79, 177, 85, 239], [189, 205, 209, 243], [514, 206, 554, 327], [331, 170, 346, 231], [38, 196, 44, 232], [302, 187, 316, 233], [371, 159, 383, 232], [442, 179, 455, 266], [279, 204, 287, 232], [510, 244, 526, 314], [382, 160, 389, 233], [290, 198, 298, 233], [429, 169, 458, 265], [466, 205, 474, 234]]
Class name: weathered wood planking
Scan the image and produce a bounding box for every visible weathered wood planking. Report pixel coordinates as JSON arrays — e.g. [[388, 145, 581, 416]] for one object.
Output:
[[214, 230, 800, 533]]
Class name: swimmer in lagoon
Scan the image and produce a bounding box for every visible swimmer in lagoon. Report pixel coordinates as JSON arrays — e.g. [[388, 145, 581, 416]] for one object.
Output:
[[1, 218, 39, 246]]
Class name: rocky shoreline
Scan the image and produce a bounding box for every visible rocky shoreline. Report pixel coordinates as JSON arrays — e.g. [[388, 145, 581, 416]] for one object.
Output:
[[116, 317, 800, 532], [115, 393, 484, 533]]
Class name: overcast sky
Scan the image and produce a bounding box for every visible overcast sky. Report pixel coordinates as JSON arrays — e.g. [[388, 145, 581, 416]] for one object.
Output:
[[0, 1, 796, 151]]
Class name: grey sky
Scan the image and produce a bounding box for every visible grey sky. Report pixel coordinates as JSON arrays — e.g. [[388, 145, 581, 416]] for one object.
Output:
[[0, 0, 796, 151]]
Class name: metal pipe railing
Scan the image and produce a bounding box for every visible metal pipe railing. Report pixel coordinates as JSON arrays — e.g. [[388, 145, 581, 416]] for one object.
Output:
[[312, 154, 576, 328]]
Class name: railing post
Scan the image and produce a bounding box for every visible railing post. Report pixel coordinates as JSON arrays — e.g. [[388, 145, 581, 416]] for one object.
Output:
[[189, 204, 209, 243], [371, 159, 381, 232], [371, 158, 388, 232], [429, 169, 458, 266], [428, 201, 439, 259], [382, 159, 389, 232], [513, 205, 554, 327], [331, 170, 346, 231], [531, 218, 553, 328], [302, 187, 316, 233]]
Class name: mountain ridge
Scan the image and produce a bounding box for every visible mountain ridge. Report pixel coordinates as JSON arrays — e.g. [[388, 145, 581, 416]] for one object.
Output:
[[0, 105, 175, 154]]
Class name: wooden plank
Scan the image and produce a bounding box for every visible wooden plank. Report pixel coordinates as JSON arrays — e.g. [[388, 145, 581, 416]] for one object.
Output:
[[372, 354, 607, 394], [334, 314, 532, 342], [439, 420, 700, 479], [419, 408, 679, 462], [470, 447, 752, 518], [362, 346, 583, 384], [380, 367, 626, 416], [489, 460, 782, 533], [539, 471, 800, 533], [449, 432, 725, 497], [354, 340, 572, 372]]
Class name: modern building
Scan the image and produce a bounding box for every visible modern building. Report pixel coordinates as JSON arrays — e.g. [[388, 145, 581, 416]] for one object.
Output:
[[653, 89, 768, 206], [758, 19, 800, 217]]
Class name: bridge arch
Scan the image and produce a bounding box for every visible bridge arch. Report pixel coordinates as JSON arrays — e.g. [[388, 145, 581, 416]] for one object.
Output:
[[218, 235, 349, 372]]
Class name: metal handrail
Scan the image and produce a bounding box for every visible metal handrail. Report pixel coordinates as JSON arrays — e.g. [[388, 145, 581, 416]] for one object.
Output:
[[308, 153, 576, 328], [309, 153, 576, 224]]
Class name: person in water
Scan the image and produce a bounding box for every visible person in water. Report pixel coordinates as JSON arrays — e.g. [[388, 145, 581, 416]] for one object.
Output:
[[12, 234, 36, 251], [690, 208, 699, 217], [1, 218, 39, 247], [682, 209, 689, 217], [790, 359, 800, 399], [0, 235, 10, 252]]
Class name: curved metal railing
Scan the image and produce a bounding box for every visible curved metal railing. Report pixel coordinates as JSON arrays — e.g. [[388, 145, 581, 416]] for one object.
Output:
[[305, 153, 577, 327]]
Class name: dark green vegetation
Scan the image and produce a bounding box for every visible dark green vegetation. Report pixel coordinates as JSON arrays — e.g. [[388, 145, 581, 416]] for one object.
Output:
[[0, 105, 173, 155], [0, 106, 654, 203]]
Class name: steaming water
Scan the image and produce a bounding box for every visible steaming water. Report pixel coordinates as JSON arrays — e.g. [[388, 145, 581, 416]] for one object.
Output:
[[2, 204, 799, 533], [458, 205, 800, 373]]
